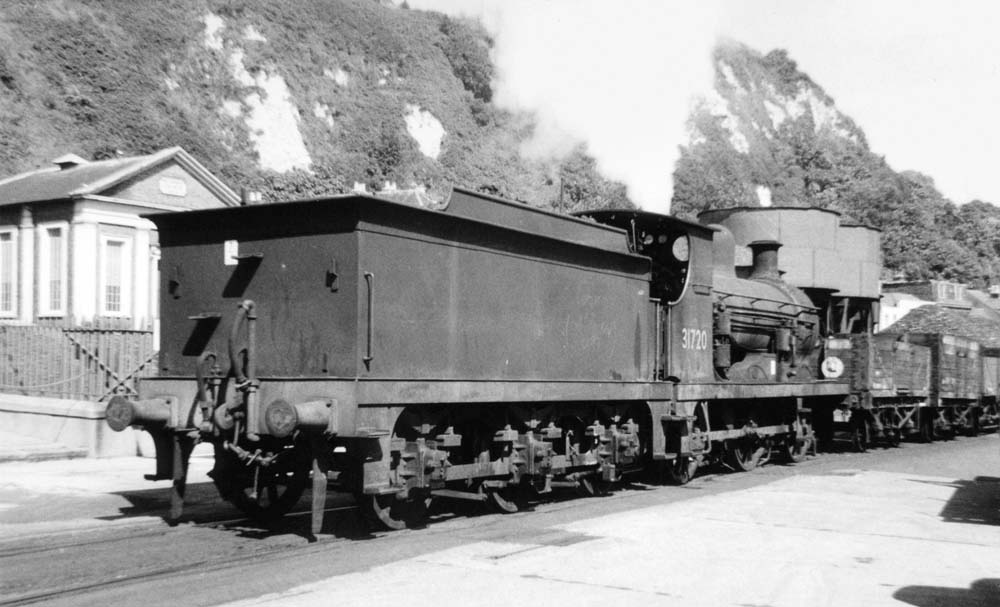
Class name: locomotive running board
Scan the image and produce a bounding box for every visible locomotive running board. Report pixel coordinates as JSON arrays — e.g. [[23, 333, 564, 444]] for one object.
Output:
[[673, 381, 849, 402], [347, 379, 850, 406]]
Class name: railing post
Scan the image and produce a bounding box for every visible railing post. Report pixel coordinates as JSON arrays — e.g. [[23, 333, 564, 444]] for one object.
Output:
[[0, 324, 157, 400]]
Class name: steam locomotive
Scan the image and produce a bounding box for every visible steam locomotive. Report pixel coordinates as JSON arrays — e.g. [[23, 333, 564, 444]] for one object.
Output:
[[105, 187, 941, 534]]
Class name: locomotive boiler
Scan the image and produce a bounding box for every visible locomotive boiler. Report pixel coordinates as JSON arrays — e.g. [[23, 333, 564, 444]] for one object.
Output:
[[106, 189, 867, 533]]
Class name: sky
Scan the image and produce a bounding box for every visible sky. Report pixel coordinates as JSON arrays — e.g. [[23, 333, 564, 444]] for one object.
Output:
[[407, 0, 1000, 214]]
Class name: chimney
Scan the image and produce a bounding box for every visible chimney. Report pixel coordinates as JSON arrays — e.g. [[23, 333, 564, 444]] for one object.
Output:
[[748, 240, 782, 281], [239, 188, 262, 205]]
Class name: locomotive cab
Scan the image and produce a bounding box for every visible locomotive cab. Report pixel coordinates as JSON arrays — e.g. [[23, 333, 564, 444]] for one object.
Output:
[[578, 210, 717, 382], [632, 227, 691, 304], [578, 210, 694, 304]]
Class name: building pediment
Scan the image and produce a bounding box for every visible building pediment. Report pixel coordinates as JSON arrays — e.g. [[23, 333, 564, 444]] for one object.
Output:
[[0, 147, 239, 209]]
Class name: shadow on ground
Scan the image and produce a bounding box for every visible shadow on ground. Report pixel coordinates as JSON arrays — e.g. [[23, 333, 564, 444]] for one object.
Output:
[[100, 480, 634, 542], [907, 476, 1000, 526], [101, 483, 377, 541], [894, 578, 1000, 606], [939, 477, 1000, 526]]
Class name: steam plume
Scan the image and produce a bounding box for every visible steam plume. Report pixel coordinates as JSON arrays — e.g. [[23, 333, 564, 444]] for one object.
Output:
[[408, 0, 720, 214]]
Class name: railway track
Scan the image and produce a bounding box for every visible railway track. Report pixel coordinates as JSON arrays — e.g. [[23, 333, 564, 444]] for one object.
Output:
[[0, 469, 698, 606], [0, 502, 359, 561], [2, 434, 994, 606], [0, 504, 360, 607]]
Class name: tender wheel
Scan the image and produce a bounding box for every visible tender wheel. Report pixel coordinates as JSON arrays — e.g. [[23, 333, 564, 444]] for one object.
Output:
[[211, 439, 310, 523], [663, 456, 699, 485], [478, 483, 519, 513], [358, 492, 432, 531], [359, 494, 407, 531], [727, 439, 765, 472], [577, 474, 611, 496]]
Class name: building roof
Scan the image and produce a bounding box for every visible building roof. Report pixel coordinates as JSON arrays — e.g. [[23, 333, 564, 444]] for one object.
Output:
[[0, 147, 239, 207], [881, 292, 924, 306], [965, 288, 1000, 313], [884, 303, 1000, 347]]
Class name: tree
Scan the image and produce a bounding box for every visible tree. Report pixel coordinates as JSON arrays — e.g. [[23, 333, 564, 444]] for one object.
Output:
[[437, 16, 494, 102], [553, 146, 633, 213]]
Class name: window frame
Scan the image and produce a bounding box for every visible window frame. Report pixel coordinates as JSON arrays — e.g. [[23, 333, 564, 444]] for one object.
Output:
[[99, 235, 132, 317], [0, 227, 17, 317], [37, 222, 68, 317]]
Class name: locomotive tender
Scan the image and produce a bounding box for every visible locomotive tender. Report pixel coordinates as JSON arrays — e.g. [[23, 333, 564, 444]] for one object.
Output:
[[107, 188, 877, 533]]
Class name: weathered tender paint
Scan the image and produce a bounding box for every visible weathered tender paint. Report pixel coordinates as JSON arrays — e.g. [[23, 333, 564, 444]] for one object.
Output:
[[150, 194, 652, 383]]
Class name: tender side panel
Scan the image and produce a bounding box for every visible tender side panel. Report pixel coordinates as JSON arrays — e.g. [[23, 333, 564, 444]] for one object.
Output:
[[157, 232, 360, 377], [356, 217, 653, 382]]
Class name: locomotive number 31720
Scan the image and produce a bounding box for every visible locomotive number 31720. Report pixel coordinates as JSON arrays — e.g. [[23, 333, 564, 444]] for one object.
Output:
[[680, 327, 709, 350]]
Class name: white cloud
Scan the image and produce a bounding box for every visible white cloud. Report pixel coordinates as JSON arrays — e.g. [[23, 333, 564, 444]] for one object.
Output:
[[717, 0, 1000, 205]]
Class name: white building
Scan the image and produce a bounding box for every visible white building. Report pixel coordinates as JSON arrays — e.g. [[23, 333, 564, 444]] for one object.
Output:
[[0, 147, 239, 329]]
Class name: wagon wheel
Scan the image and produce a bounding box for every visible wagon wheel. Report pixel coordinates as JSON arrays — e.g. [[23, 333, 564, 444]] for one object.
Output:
[[885, 426, 901, 447], [963, 413, 981, 437], [781, 433, 812, 463], [663, 456, 699, 485], [212, 438, 310, 523], [850, 421, 870, 453], [727, 438, 765, 472], [918, 415, 935, 443]]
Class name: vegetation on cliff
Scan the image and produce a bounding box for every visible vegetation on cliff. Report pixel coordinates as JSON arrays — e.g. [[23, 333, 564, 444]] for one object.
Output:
[[0, 3, 995, 284], [673, 42, 1000, 286]]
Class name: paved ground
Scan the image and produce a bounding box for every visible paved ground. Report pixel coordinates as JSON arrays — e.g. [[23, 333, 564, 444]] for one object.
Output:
[[0, 440, 215, 539], [1, 435, 998, 607], [216, 466, 1000, 607], [0, 430, 88, 463]]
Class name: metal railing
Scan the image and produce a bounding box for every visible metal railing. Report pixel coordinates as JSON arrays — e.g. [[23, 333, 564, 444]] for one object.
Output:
[[0, 322, 157, 401]]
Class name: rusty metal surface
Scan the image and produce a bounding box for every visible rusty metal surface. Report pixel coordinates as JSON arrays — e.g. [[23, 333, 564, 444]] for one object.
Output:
[[906, 333, 982, 403], [982, 353, 999, 397], [842, 333, 932, 398]]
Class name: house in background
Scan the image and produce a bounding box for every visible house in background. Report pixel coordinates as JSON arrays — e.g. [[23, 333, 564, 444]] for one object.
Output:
[[880, 279, 1000, 347], [0, 147, 239, 330]]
